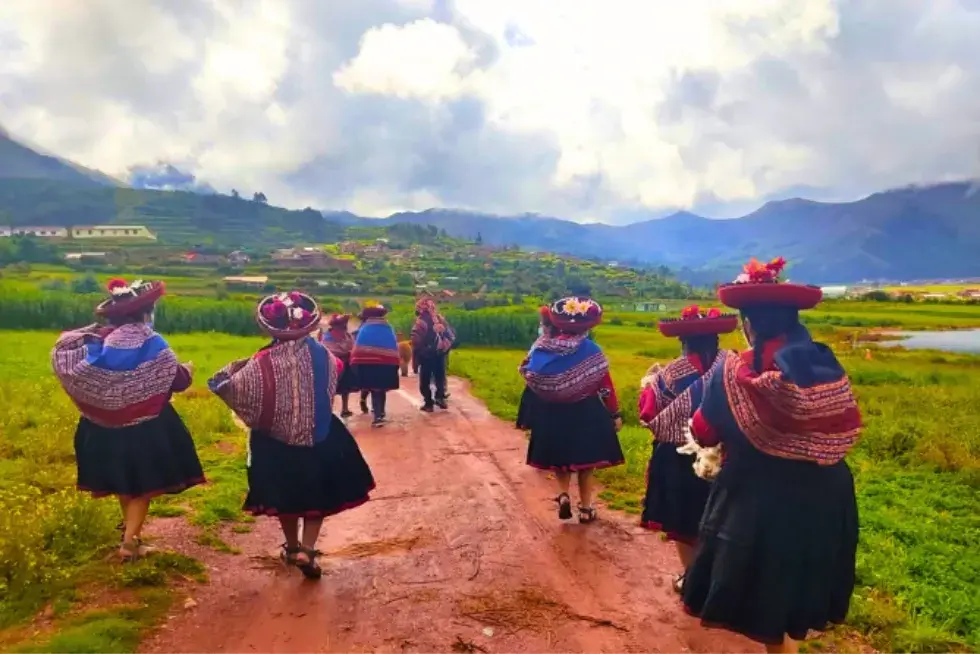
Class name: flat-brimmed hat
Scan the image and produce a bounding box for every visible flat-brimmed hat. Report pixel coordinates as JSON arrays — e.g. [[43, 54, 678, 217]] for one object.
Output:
[[359, 301, 388, 319], [658, 305, 739, 338], [95, 278, 166, 320], [717, 257, 823, 310], [257, 291, 321, 340], [542, 296, 602, 335]]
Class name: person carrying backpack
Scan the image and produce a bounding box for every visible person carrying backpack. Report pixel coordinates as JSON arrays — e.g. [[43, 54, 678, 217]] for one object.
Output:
[[411, 296, 455, 411]]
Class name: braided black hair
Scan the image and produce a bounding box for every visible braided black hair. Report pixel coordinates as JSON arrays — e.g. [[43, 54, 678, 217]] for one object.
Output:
[[679, 334, 721, 372], [740, 306, 801, 373]]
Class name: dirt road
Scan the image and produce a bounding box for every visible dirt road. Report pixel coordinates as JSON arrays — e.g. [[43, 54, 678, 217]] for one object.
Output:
[[142, 378, 754, 653]]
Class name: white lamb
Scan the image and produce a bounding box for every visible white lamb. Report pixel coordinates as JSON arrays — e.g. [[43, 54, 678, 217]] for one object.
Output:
[[676, 418, 723, 481]]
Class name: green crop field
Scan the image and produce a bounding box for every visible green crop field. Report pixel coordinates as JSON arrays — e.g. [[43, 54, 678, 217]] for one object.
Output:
[[1, 302, 979, 651]]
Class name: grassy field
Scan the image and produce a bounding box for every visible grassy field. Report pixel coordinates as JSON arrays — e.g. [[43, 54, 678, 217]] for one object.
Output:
[[881, 284, 979, 295], [0, 330, 268, 652], [451, 323, 980, 653]]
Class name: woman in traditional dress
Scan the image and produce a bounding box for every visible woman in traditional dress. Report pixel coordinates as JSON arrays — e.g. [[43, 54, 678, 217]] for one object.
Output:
[[321, 313, 358, 417], [517, 297, 624, 523], [208, 291, 376, 580], [411, 296, 456, 412], [51, 278, 204, 562], [637, 305, 737, 594], [350, 302, 400, 427], [681, 258, 862, 653]]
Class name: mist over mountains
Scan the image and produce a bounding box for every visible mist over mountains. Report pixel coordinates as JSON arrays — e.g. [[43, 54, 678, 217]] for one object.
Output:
[[1, 128, 978, 284]]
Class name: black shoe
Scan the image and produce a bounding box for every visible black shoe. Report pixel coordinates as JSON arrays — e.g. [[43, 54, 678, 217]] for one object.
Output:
[[340, 410, 353, 418], [371, 417, 385, 428], [434, 398, 448, 409], [555, 493, 573, 521], [420, 403, 435, 413]]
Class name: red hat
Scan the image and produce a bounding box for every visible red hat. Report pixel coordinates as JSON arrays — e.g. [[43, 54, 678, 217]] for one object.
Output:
[[327, 313, 351, 328], [95, 278, 165, 319], [542, 296, 602, 335], [658, 305, 738, 338], [257, 291, 321, 340], [358, 301, 388, 319], [717, 257, 823, 311]]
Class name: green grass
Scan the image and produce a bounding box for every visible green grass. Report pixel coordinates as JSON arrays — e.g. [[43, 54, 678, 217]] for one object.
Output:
[[449, 324, 980, 652], [0, 330, 265, 649]]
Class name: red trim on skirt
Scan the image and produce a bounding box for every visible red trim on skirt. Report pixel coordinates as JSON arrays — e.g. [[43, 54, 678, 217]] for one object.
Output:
[[528, 459, 625, 473], [638, 519, 698, 546], [245, 483, 377, 519], [78, 476, 207, 500]]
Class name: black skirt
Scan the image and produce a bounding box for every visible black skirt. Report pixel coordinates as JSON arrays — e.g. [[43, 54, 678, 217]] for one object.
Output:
[[682, 457, 859, 645], [353, 363, 400, 391], [519, 388, 625, 472], [640, 441, 711, 544], [244, 415, 376, 518], [75, 404, 205, 499], [336, 361, 359, 394]]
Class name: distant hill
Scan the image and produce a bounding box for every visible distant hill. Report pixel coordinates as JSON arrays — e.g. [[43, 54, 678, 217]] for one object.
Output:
[[0, 127, 122, 187], [0, 179, 344, 247], [2, 126, 978, 283], [357, 183, 980, 284]]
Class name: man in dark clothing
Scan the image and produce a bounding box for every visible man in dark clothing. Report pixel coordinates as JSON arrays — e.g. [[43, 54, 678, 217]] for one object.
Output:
[[411, 297, 454, 411]]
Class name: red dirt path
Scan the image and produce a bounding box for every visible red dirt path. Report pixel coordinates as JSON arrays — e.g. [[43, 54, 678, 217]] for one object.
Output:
[[140, 378, 755, 653]]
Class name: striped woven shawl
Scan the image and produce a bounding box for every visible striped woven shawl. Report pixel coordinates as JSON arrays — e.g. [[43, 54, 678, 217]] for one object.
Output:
[[208, 336, 339, 447], [51, 323, 180, 428]]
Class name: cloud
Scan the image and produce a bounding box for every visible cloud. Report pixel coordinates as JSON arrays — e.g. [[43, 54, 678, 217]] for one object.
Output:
[[128, 163, 216, 194], [1, 0, 979, 222]]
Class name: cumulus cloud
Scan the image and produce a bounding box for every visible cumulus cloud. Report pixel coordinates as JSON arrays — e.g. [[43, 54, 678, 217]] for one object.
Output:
[[1, 0, 979, 222]]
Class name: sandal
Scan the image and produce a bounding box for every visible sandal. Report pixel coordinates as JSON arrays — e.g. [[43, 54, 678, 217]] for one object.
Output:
[[578, 506, 598, 524], [673, 572, 686, 594], [119, 538, 155, 563], [555, 493, 573, 521], [296, 546, 323, 580], [280, 543, 302, 566]]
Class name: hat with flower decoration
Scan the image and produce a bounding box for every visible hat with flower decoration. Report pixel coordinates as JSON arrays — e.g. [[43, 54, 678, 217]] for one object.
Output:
[[327, 313, 351, 329], [541, 296, 603, 334], [95, 278, 166, 320], [658, 304, 739, 338], [257, 291, 321, 340], [717, 257, 822, 310], [358, 300, 388, 320]]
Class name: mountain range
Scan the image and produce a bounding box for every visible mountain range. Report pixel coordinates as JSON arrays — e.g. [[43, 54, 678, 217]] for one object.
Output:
[[1, 128, 979, 284]]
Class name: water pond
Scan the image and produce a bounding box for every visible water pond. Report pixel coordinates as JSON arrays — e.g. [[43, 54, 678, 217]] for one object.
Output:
[[878, 329, 980, 354]]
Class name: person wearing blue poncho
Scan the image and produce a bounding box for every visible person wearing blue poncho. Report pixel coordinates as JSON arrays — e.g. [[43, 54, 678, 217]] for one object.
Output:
[[517, 297, 624, 524]]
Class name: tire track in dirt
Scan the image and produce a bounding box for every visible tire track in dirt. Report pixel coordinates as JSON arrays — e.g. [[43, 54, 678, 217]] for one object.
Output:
[[140, 378, 756, 653]]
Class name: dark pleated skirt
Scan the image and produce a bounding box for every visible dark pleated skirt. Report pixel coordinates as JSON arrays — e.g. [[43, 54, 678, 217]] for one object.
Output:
[[244, 415, 376, 518], [74, 404, 205, 498], [682, 459, 859, 645], [336, 362, 359, 394], [353, 363, 400, 391], [518, 388, 625, 472], [640, 441, 711, 544]]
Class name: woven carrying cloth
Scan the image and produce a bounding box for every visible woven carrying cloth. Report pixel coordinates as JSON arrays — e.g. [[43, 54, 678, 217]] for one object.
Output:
[[351, 318, 400, 366], [519, 334, 609, 403], [644, 352, 724, 445], [321, 328, 354, 360], [704, 327, 861, 464], [208, 336, 340, 447], [52, 323, 180, 428]]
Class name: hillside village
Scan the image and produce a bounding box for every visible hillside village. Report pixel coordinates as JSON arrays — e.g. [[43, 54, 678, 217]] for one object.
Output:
[[5, 220, 980, 305], [0, 220, 701, 304]]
